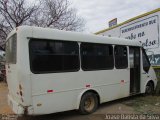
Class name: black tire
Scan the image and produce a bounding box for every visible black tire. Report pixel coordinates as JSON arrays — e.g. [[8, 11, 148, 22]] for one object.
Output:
[[79, 92, 98, 115], [145, 82, 154, 95]]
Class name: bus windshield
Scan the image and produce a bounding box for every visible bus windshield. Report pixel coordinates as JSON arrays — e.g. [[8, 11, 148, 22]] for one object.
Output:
[[6, 34, 17, 64], [142, 49, 151, 73]]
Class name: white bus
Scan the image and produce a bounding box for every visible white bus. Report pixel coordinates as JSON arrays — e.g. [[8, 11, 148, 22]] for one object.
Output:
[[6, 26, 157, 115]]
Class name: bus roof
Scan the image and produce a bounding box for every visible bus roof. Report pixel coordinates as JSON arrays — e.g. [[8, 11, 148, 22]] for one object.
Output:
[[8, 26, 142, 47]]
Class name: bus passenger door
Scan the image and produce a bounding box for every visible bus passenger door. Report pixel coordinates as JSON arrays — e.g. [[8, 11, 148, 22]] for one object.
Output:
[[129, 47, 140, 94]]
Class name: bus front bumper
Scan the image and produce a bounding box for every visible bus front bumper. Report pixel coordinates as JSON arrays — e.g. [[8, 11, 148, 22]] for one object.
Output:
[[8, 94, 24, 115]]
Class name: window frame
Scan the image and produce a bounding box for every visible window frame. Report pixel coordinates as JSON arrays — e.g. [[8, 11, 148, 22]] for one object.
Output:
[[114, 45, 128, 69], [142, 48, 151, 73], [80, 42, 114, 71], [29, 38, 80, 74]]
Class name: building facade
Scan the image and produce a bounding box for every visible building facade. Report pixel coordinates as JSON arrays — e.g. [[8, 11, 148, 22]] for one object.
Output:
[[96, 8, 160, 66]]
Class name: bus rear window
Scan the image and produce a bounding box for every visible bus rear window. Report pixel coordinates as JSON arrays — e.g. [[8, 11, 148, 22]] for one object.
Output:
[[6, 34, 17, 64]]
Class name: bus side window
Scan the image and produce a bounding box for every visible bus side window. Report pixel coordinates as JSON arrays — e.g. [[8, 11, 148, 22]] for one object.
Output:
[[114, 46, 128, 69], [29, 39, 80, 73], [142, 49, 150, 73], [81, 43, 114, 70]]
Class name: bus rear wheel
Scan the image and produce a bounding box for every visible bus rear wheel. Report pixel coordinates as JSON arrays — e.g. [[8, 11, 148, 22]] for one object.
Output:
[[145, 82, 154, 95], [79, 92, 98, 115]]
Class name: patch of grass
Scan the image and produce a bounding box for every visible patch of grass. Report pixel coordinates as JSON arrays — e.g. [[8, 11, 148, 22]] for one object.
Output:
[[123, 95, 160, 114]]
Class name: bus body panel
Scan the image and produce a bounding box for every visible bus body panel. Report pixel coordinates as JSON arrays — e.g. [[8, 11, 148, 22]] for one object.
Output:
[[6, 27, 33, 114], [7, 64, 20, 103], [140, 50, 158, 93], [141, 67, 157, 93], [17, 29, 33, 106], [31, 69, 129, 114]]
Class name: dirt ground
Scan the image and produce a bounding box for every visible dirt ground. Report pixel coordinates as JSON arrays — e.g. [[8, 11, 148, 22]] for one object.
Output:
[[0, 82, 160, 120]]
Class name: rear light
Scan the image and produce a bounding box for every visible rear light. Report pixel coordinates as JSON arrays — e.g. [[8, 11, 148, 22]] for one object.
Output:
[[20, 91, 23, 96], [19, 84, 22, 90], [21, 98, 24, 102]]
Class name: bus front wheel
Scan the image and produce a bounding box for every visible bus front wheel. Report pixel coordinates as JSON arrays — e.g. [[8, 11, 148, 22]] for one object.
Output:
[[79, 92, 98, 115], [145, 82, 154, 95]]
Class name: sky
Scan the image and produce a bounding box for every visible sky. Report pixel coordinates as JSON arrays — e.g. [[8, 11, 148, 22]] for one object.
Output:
[[69, 0, 160, 33]]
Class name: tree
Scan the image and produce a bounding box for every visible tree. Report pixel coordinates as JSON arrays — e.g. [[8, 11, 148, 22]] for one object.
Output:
[[0, 0, 39, 45], [0, 0, 85, 47], [30, 0, 84, 31]]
